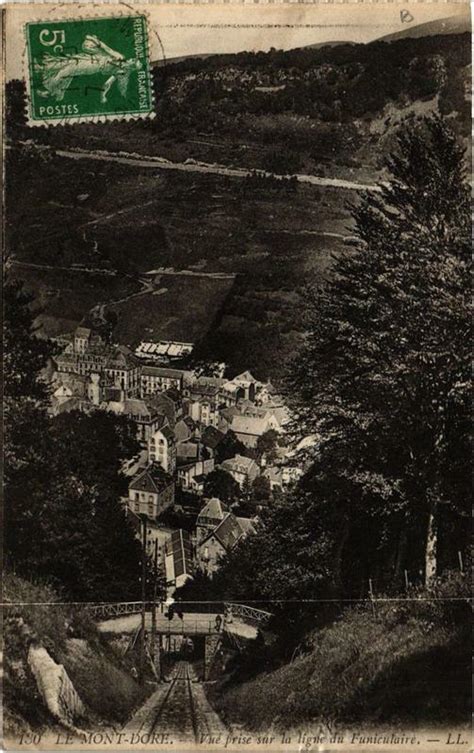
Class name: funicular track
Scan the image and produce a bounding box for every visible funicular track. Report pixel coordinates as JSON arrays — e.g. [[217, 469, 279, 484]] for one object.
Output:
[[150, 661, 201, 742]]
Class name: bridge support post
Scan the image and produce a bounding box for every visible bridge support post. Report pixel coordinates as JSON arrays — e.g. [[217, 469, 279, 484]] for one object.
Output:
[[204, 635, 222, 681]]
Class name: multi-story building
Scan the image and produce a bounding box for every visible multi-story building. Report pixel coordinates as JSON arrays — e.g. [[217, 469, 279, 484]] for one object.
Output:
[[197, 513, 254, 577], [187, 398, 220, 428], [141, 366, 185, 397], [220, 454, 260, 487], [148, 424, 177, 474], [177, 458, 215, 493], [105, 397, 169, 444], [55, 327, 141, 397], [128, 463, 175, 520], [105, 346, 141, 396], [195, 498, 229, 543]]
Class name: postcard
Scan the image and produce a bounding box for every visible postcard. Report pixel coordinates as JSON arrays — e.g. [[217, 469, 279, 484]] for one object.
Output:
[[2, 1, 471, 751]]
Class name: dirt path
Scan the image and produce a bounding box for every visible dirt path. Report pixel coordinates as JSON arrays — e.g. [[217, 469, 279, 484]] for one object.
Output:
[[14, 141, 381, 193]]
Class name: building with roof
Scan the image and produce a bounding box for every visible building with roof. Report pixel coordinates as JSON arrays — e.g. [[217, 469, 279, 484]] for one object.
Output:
[[218, 406, 241, 433], [73, 326, 92, 354], [55, 330, 140, 398], [164, 529, 194, 594], [105, 346, 141, 396], [241, 402, 290, 428], [148, 424, 176, 474], [262, 466, 284, 492], [197, 512, 251, 577], [224, 370, 260, 402], [128, 463, 175, 520], [148, 391, 181, 428], [201, 426, 226, 455], [174, 416, 199, 444], [104, 398, 168, 443], [220, 454, 260, 488], [196, 498, 229, 543], [176, 439, 201, 463], [187, 398, 220, 428], [187, 382, 222, 409], [141, 366, 185, 397], [135, 340, 194, 363], [177, 458, 214, 493], [230, 413, 281, 449]]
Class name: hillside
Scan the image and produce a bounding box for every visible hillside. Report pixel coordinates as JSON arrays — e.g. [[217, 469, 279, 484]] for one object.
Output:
[[8, 31, 470, 165], [3, 574, 149, 740], [212, 575, 471, 732], [377, 15, 470, 43], [5, 29, 470, 380]]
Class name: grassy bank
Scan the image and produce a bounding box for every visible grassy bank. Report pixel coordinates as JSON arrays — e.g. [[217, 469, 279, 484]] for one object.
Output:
[[3, 573, 150, 736], [212, 574, 471, 730]]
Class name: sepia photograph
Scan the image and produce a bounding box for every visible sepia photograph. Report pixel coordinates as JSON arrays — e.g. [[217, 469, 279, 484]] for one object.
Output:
[[2, 2, 471, 750]]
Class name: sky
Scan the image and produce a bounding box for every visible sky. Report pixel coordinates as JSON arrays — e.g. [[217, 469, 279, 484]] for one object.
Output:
[[5, 2, 470, 80]]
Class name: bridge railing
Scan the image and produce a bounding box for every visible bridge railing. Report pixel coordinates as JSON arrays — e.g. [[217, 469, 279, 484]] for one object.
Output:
[[87, 601, 147, 620], [87, 600, 273, 628], [223, 602, 272, 627]]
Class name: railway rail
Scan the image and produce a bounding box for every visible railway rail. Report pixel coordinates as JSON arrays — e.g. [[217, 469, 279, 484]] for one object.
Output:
[[149, 662, 202, 743]]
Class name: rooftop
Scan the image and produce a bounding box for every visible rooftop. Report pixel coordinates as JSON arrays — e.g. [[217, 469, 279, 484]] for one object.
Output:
[[230, 414, 271, 436], [129, 463, 174, 494], [232, 370, 259, 384], [142, 366, 186, 379], [221, 454, 257, 472], [166, 529, 193, 578], [201, 425, 225, 449], [209, 513, 244, 551], [236, 516, 257, 536], [161, 424, 175, 442], [197, 498, 228, 524], [74, 326, 91, 338]]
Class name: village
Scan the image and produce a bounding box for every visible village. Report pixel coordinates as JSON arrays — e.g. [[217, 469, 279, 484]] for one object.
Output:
[[47, 325, 307, 599]]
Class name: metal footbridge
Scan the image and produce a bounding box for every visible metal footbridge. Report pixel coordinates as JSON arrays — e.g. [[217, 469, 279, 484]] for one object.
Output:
[[91, 601, 272, 640]]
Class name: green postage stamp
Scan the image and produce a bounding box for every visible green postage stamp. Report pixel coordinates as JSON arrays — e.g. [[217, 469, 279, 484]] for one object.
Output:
[[25, 15, 154, 123]]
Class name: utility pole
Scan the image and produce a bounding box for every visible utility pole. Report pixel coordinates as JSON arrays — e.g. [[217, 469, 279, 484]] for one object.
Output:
[[140, 515, 147, 684], [151, 539, 161, 681]]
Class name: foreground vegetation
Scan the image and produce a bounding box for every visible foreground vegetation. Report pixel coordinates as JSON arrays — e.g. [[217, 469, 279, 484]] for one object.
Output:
[[213, 573, 471, 730], [3, 574, 149, 737], [182, 117, 470, 729], [4, 281, 145, 601]]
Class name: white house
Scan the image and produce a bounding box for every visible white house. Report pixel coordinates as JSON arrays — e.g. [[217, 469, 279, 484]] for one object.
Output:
[[128, 463, 175, 520], [148, 424, 177, 474]]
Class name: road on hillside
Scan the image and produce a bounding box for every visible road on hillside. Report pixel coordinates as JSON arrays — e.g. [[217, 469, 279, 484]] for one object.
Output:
[[13, 141, 381, 193], [123, 661, 227, 744]]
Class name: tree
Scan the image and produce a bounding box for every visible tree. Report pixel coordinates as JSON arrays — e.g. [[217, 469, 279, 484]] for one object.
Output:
[[4, 280, 56, 402], [215, 429, 246, 464], [7, 408, 143, 600], [203, 468, 240, 503], [4, 279, 144, 600], [288, 115, 470, 587], [256, 429, 280, 463], [252, 475, 272, 505]]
